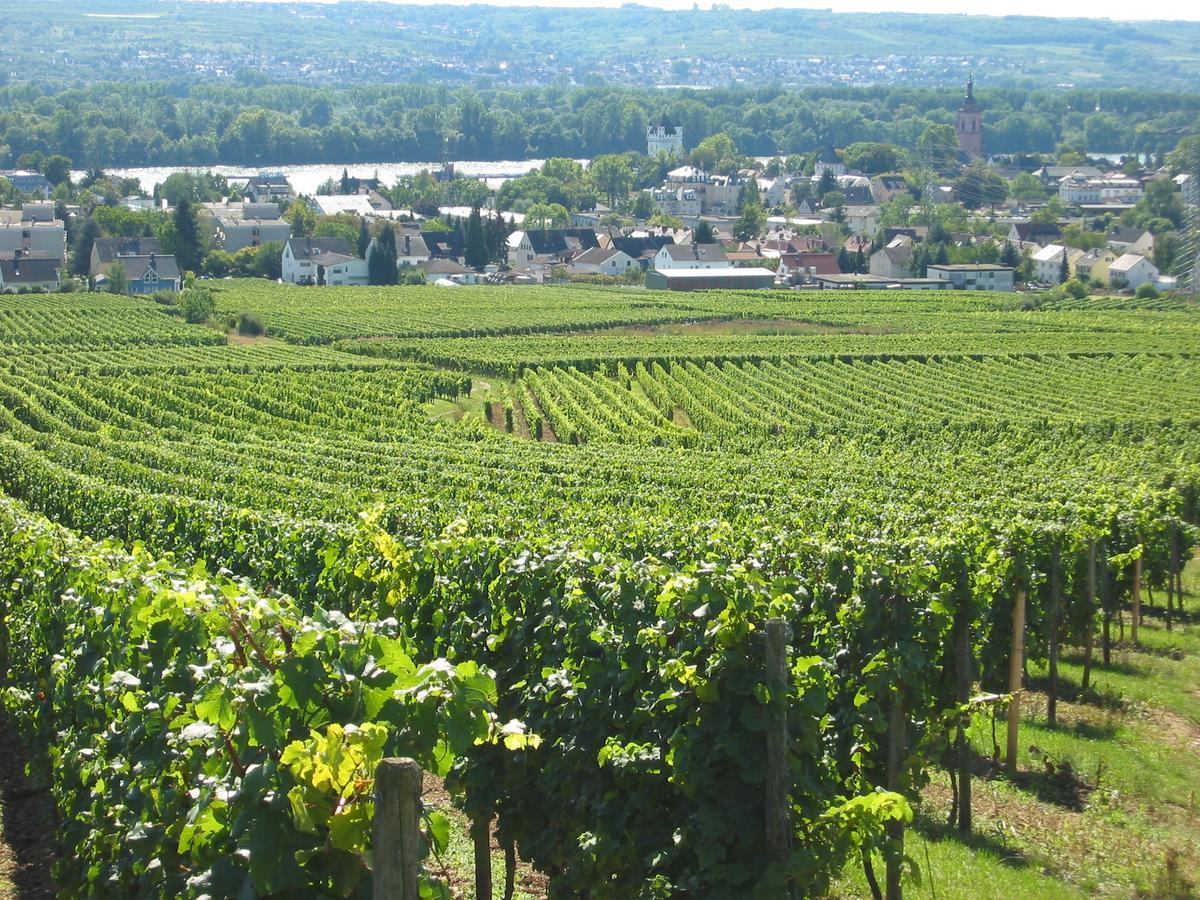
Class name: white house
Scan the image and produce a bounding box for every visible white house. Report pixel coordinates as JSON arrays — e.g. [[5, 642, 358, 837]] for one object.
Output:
[[1107, 253, 1159, 291], [653, 243, 729, 270], [1105, 226, 1154, 257], [926, 264, 1015, 292], [651, 187, 701, 219], [647, 115, 684, 157], [282, 237, 367, 286], [842, 206, 880, 237], [1032, 244, 1082, 284], [571, 246, 637, 276], [869, 237, 914, 279]]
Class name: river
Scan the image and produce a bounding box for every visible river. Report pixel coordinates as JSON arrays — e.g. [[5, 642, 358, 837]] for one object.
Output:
[[70, 160, 571, 196]]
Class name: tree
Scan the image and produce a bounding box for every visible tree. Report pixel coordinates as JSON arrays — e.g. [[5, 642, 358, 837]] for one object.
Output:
[[179, 284, 216, 323], [284, 201, 316, 238], [841, 142, 902, 175], [917, 124, 959, 172], [817, 167, 837, 198], [356, 218, 371, 259], [693, 220, 715, 244], [954, 161, 1008, 209], [368, 225, 398, 286], [169, 197, 203, 275], [42, 154, 73, 187], [732, 202, 766, 241], [588, 155, 635, 206], [107, 262, 128, 295], [691, 133, 736, 172], [632, 192, 655, 220], [525, 203, 569, 231], [70, 216, 100, 278], [1059, 250, 1070, 283], [1009, 172, 1048, 203], [464, 206, 488, 269]]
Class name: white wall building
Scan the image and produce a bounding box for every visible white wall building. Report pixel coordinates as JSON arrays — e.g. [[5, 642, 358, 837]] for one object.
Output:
[[0, 222, 66, 261], [653, 243, 729, 270], [1107, 253, 1159, 291], [281, 237, 367, 286], [647, 115, 684, 157], [926, 264, 1015, 292]]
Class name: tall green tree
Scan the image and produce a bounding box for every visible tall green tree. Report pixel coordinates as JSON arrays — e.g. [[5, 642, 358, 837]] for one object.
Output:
[[732, 202, 766, 241], [356, 218, 371, 259], [368, 225, 398, 285], [464, 207, 488, 270], [170, 197, 203, 275], [70, 216, 100, 278]]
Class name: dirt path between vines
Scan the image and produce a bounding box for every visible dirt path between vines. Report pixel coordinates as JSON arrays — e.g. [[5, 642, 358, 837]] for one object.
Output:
[[0, 716, 56, 899]]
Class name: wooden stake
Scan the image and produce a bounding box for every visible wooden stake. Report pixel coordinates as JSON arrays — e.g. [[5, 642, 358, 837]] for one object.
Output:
[[1082, 543, 1096, 691], [1047, 550, 1061, 728], [763, 617, 792, 890], [886, 687, 905, 900], [953, 587, 972, 833], [374, 758, 422, 900], [1006, 586, 1026, 776], [471, 816, 492, 900], [1131, 553, 1142, 646]]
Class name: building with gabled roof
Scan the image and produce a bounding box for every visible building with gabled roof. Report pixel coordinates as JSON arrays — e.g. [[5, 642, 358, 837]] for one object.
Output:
[[0, 256, 59, 291], [653, 242, 729, 270], [647, 115, 684, 157], [281, 237, 367, 286]]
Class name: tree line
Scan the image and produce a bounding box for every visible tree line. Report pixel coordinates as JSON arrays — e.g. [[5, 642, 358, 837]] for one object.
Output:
[[1, 81, 1198, 170]]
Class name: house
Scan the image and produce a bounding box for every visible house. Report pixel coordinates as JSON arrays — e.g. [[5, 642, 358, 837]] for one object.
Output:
[[1107, 253, 1159, 291], [395, 230, 430, 267], [281, 237, 367, 286], [505, 228, 598, 267], [836, 176, 875, 206], [571, 246, 637, 277], [609, 234, 674, 269], [814, 147, 844, 177], [91, 237, 162, 278], [650, 186, 702, 219], [420, 258, 480, 284], [1058, 173, 1142, 205], [653, 243, 729, 270], [1074, 248, 1119, 285], [1105, 226, 1154, 257], [213, 211, 292, 253], [812, 273, 946, 290], [309, 194, 378, 217], [842, 206, 880, 237], [647, 115, 684, 157], [666, 166, 709, 184], [1034, 165, 1102, 185], [777, 252, 839, 284], [0, 257, 59, 292], [870, 175, 911, 204], [926, 264, 1015, 292], [423, 231, 466, 262], [17, 202, 57, 223], [1032, 244, 1084, 284], [1007, 222, 1064, 247], [0, 221, 66, 261], [242, 174, 295, 205], [119, 254, 182, 294], [869, 237, 914, 279], [1, 172, 52, 199], [645, 267, 775, 291]]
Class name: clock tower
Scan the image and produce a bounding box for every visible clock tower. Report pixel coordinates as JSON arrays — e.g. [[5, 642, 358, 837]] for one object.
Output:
[[956, 75, 983, 161]]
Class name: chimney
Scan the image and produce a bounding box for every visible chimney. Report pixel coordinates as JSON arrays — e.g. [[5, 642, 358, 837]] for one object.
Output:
[[149, 253, 156, 270], [404, 235, 411, 255]]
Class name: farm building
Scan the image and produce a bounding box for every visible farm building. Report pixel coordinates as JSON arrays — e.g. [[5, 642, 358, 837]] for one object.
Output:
[[645, 267, 775, 291]]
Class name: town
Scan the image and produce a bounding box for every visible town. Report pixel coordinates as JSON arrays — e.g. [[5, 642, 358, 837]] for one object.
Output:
[[1, 78, 1195, 302]]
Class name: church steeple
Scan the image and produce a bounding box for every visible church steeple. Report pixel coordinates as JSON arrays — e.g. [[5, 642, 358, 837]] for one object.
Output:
[[966, 73, 974, 103], [956, 74, 983, 160]]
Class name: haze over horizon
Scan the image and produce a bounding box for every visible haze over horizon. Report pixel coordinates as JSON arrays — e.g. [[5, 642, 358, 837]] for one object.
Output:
[[224, 0, 1200, 23]]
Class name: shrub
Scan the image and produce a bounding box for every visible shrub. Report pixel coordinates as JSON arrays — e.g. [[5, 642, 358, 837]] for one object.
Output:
[[1135, 282, 1159, 299], [179, 285, 216, 324], [236, 310, 266, 336]]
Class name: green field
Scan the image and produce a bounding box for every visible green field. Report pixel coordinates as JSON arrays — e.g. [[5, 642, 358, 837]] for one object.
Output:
[[0, 282, 1197, 898]]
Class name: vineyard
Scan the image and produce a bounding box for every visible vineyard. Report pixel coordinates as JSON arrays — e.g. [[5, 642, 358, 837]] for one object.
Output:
[[0, 282, 1198, 898]]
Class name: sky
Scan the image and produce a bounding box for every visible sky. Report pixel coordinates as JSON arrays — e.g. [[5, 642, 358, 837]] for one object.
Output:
[[230, 0, 1200, 21]]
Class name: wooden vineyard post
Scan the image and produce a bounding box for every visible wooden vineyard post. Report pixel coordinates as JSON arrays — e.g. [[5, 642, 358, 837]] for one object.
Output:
[[1047, 550, 1062, 728], [763, 618, 793, 894], [472, 817, 493, 900], [1082, 542, 1097, 691], [1006, 585, 1027, 777], [1131, 552, 1142, 647], [374, 758, 423, 900], [953, 585, 972, 834], [885, 686, 905, 900]]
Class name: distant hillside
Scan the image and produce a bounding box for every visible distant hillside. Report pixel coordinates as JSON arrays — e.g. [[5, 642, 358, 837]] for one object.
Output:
[[2, 0, 1199, 90]]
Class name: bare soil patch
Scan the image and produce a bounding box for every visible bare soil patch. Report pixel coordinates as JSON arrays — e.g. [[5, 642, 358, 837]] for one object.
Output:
[[0, 715, 56, 900]]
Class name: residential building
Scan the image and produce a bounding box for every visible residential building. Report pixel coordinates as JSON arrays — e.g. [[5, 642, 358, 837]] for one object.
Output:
[[422, 231, 467, 261], [1107, 253, 1159, 291], [281, 237, 367, 286], [651, 186, 701, 219], [814, 147, 844, 178], [1105, 226, 1155, 257], [211, 206, 292, 253], [645, 267, 775, 291], [777, 252, 839, 284], [0, 257, 59, 291], [1058, 173, 1143, 205], [91, 237, 162, 278], [1007, 222, 1063, 247], [505, 228, 598, 267], [1032, 244, 1083, 284], [812, 273, 947, 290], [647, 115, 684, 157], [119, 254, 182, 294], [956, 75, 983, 160], [870, 175, 911, 204], [1074, 248, 1119, 285], [926, 263, 1015, 292], [420, 258, 480, 284], [843, 205, 880, 237], [869, 237, 914, 279], [571, 246, 637, 276], [242, 174, 295, 205], [653, 243, 729, 270], [609, 234, 674, 269], [1, 172, 52, 198], [0, 221, 66, 261]]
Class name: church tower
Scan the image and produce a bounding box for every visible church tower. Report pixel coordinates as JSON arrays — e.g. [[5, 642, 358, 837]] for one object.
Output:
[[647, 115, 684, 158], [956, 75, 983, 161]]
